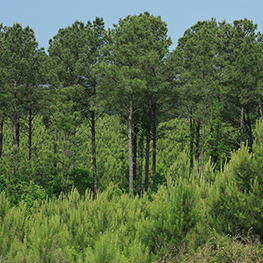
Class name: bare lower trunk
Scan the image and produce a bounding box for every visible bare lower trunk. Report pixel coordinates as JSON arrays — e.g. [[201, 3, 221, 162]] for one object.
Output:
[[133, 126, 137, 193], [195, 120, 200, 165], [145, 104, 152, 193], [70, 127, 76, 171], [260, 96, 263, 121], [91, 110, 97, 198], [17, 120, 20, 148], [63, 129, 67, 198], [145, 127, 150, 192], [0, 120, 3, 158], [28, 107, 33, 160], [210, 106, 216, 163], [138, 134, 143, 198], [240, 106, 244, 149], [152, 120, 156, 180], [190, 108, 194, 169], [245, 107, 253, 146], [128, 95, 133, 196], [12, 83, 20, 177], [201, 117, 205, 174], [54, 128, 58, 168], [12, 114, 19, 177], [13, 82, 19, 148], [13, 109, 20, 148]]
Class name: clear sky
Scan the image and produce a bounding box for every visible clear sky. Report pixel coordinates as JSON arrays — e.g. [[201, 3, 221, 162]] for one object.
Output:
[[1, 0, 262, 51]]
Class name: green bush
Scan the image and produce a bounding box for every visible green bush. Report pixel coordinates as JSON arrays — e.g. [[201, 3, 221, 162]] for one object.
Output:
[[209, 120, 263, 239], [138, 176, 203, 260]]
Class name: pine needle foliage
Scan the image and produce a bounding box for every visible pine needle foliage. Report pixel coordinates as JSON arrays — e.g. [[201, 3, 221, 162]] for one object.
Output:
[[209, 120, 263, 239], [138, 176, 203, 259]]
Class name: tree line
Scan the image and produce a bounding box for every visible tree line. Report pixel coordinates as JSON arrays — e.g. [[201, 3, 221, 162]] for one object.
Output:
[[0, 12, 263, 199]]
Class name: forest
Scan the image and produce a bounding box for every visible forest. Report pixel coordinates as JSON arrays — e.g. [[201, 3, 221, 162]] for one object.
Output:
[[1, 12, 263, 262]]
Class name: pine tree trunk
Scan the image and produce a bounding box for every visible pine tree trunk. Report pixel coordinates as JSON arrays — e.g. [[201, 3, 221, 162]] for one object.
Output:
[[259, 95, 263, 121], [28, 107, 32, 160], [240, 106, 244, 149], [190, 108, 194, 169], [128, 95, 134, 196], [195, 120, 200, 165], [63, 129, 67, 198], [145, 126, 150, 193], [133, 126, 137, 193], [13, 107, 19, 148], [152, 106, 157, 180], [17, 119, 20, 148], [70, 103, 78, 171], [152, 121, 156, 180], [0, 120, 3, 158], [91, 110, 98, 198], [210, 106, 216, 163], [70, 127, 76, 171], [145, 105, 152, 193], [13, 115, 20, 148], [245, 107, 253, 146], [201, 116, 205, 174], [13, 81, 19, 148], [54, 128, 58, 168], [138, 134, 143, 198]]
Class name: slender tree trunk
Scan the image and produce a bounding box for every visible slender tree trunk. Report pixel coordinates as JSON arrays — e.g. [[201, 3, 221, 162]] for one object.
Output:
[[70, 127, 76, 171], [70, 103, 78, 171], [13, 115, 20, 148], [145, 127, 150, 192], [17, 119, 20, 148], [145, 106, 151, 193], [0, 120, 3, 158], [152, 123, 156, 178], [128, 95, 134, 196], [63, 129, 67, 198], [259, 95, 263, 121], [133, 126, 137, 193], [240, 106, 244, 149], [54, 128, 58, 168], [13, 87, 17, 148], [13, 108, 19, 147], [138, 134, 143, 198], [12, 111, 19, 177], [91, 110, 97, 198], [195, 120, 200, 165], [201, 116, 205, 174], [210, 106, 216, 163], [13, 81, 19, 148], [12, 111, 18, 177], [190, 107, 194, 169], [28, 107, 33, 160], [245, 107, 253, 146], [152, 106, 157, 180]]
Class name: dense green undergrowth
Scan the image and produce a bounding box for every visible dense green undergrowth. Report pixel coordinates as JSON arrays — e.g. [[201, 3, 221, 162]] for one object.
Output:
[[1, 121, 263, 262]]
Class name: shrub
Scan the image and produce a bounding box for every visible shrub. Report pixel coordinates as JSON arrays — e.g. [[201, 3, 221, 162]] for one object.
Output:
[[138, 176, 203, 260]]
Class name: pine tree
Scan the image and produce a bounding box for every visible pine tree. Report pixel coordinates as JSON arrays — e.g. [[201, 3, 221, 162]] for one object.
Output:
[[48, 18, 107, 197], [218, 19, 263, 148], [170, 19, 220, 171], [0, 24, 40, 150], [96, 12, 171, 195]]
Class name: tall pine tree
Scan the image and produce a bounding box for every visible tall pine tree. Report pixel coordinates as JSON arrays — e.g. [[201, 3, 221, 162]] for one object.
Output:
[[96, 12, 171, 195]]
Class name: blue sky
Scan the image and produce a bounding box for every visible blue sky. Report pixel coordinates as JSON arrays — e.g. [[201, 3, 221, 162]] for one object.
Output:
[[1, 0, 262, 51]]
